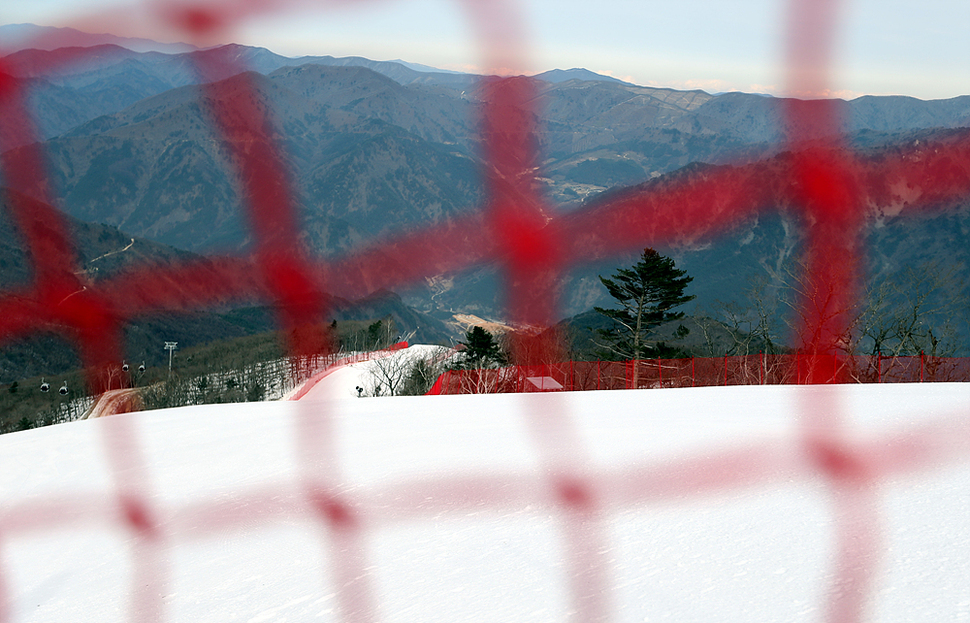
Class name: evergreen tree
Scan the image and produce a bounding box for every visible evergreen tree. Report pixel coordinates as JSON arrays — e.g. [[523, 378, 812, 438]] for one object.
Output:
[[366, 320, 384, 349], [457, 326, 506, 369], [594, 248, 695, 365]]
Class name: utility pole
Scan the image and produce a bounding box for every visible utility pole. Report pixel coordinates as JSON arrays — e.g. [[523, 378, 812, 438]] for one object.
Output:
[[165, 341, 178, 376]]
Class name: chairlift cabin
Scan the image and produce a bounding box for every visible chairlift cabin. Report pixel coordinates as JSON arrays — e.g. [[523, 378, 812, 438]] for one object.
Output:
[[59, 382, 68, 395], [40, 379, 50, 392]]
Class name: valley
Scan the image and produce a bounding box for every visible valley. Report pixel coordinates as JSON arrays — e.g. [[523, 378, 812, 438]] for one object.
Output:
[[1, 28, 969, 393]]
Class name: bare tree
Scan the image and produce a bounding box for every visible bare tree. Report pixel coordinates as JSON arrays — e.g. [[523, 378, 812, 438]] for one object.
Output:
[[365, 351, 411, 397], [758, 257, 967, 382], [365, 346, 452, 397], [836, 261, 968, 381], [690, 275, 792, 383], [851, 262, 966, 358]]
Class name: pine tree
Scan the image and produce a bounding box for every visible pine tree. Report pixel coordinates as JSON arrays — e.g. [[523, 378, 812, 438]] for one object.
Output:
[[594, 248, 695, 373], [457, 326, 506, 369]]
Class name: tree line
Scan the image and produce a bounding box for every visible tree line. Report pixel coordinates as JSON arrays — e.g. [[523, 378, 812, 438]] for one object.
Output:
[[589, 247, 968, 366], [0, 316, 407, 433], [3, 247, 965, 428]]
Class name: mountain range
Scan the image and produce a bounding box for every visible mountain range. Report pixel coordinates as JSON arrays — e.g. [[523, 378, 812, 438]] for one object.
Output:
[[0, 188, 456, 382], [2, 25, 970, 367]]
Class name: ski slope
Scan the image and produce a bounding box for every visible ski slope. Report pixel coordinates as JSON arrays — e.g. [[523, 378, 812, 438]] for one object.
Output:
[[1, 350, 969, 623]]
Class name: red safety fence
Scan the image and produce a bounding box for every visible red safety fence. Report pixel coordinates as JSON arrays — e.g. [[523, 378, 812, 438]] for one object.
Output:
[[1, 1, 969, 623], [427, 354, 970, 395]]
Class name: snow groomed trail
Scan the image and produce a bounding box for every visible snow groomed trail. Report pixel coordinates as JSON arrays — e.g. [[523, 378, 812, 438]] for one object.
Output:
[[80, 342, 415, 418], [1, 381, 969, 623], [289, 344, 451, 402], [285, 342, 413, 402]]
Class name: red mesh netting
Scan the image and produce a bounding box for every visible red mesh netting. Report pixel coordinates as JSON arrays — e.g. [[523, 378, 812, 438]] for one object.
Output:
[[1, 1, 969, 622]]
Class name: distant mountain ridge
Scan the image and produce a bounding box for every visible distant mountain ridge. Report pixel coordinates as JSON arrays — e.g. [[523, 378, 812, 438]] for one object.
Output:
[[2, 24, 628, 86], [1, 31, 969, 352], [0, 23, 197, 54], [11, 43, 967, 255], [534, 68, 632, 85]]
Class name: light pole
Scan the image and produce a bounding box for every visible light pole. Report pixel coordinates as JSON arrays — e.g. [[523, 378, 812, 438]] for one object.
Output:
[[164, 341, 178, 376]]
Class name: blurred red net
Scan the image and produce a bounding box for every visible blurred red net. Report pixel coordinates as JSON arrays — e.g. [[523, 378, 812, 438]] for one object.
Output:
[[1, 1, 969, 622]]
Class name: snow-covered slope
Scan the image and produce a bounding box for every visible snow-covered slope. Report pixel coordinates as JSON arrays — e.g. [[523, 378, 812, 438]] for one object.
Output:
[[1, 360, 969, 622]]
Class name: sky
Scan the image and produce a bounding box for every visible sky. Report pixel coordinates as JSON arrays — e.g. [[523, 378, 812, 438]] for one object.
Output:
[[1, 0, 968, 100]]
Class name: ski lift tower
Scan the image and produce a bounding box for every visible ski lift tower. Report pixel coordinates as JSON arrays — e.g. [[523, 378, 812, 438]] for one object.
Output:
[[164, 341, 178, 376]]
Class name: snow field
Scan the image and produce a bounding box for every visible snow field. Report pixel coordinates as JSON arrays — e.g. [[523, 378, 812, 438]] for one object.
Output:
[[1, 355, 969, 622]]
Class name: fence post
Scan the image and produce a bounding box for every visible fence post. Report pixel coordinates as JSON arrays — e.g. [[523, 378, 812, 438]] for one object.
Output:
[[691, 357, 695, 387], [920, 351, 924, 382], [658, 358, 662, 387], [877, 353, 882, 383], [724, 355, 728, 386]]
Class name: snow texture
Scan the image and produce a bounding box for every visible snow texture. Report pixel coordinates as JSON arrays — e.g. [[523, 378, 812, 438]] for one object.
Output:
[[1, 348, 969, 623]]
